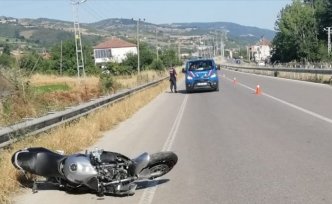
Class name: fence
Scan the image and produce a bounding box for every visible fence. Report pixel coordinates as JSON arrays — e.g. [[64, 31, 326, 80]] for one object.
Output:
[[223, 64, 332, 84]]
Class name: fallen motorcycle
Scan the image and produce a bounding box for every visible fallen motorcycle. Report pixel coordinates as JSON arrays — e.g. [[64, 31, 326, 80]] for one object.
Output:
[[12, 147, 178, 196]]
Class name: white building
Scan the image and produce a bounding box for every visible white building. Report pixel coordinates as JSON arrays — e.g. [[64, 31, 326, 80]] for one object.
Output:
[[0, 17, 18, 24], [94, 37, 137, 64], [250, 38, 271, 64]]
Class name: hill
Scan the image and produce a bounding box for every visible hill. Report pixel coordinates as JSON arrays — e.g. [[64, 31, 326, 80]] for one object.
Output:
[[0, 17, 275, 51]]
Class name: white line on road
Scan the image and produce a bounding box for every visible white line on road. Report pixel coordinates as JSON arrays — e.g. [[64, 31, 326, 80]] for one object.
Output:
[[224, 77, 332, 125], [138, 95, 188, 204], [162, 95, 188, 151]]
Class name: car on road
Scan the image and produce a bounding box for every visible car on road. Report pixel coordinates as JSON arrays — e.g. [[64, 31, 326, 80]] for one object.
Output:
[[182, 58, 220, 93]]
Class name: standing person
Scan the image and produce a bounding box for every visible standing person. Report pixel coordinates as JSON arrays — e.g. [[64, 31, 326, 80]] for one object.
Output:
[[169, 66, 177, 93]]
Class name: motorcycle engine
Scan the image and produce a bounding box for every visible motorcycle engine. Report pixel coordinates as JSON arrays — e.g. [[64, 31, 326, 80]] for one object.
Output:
[[99, 165, 128, 181], [62, 149, 131, 193]]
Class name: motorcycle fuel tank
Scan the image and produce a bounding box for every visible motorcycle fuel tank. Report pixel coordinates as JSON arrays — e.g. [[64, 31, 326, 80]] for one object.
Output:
[[63, 154, 98, 184]]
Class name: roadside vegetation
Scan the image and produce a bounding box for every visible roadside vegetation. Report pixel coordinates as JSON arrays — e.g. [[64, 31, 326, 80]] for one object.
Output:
[[0, 33, 183, 202], [0, 70, 171, 126], [0, 38, 181, 126], [272, 0, 332, 64], [0, 79, 169, 203]]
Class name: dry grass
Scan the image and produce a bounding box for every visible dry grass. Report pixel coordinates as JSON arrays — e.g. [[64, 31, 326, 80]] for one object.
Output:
[[29, 74, 100, 89], [0, 70, 168, 126], [0, 79, 169, 204], [115, 70, 168, 89]]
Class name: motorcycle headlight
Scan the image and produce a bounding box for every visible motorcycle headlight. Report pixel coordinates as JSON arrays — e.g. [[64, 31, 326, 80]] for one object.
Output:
[[187, 75, 193, 80], [210, 73, 217, 78]]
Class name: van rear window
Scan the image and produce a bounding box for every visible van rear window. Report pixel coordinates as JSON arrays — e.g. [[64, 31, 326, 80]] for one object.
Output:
[[188, 60, 213, 71]]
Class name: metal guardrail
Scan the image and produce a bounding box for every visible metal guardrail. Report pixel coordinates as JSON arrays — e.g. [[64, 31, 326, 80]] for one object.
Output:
[[0, 77, 168, 148], [223, 64, 332, 75]]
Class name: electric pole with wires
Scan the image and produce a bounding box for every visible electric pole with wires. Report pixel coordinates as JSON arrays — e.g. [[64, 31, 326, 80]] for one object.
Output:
[[324, 27, 332, 55], [71, 0, 86, 78]]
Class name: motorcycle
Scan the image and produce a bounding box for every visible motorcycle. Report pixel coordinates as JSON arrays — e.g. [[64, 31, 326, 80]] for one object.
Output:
[[11, 147, 178, 196]]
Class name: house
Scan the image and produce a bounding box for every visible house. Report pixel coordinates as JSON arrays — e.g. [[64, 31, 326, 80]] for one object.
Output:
[[249, 38, 271, 64], [0, 17, 18, 24], [93, 37, 137, 64]]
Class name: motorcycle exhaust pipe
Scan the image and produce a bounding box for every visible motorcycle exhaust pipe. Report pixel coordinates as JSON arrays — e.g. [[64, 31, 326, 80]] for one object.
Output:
[[103, 177, 136, 186]]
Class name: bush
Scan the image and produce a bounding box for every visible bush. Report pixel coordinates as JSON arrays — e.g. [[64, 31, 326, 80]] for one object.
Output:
[[149, 59, 165, 70], [0, 54, 14, 68], [103, 62, 133, 75], [100, 73, 121, 94]]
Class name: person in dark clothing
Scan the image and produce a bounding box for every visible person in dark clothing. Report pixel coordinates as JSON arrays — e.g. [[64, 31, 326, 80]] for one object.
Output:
[[169, 67, 177, 93]]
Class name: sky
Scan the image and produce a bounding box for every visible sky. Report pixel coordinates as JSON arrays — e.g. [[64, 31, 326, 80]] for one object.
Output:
[[0, 0, 292, 30]]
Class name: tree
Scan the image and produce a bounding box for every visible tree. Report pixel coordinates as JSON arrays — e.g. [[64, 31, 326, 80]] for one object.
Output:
[[18, 52, 40, 72], [2, 44, 10, 56], [0, 54, 13, 68], [121, 43, 156, 73], [122, 53, 138, 73], [160, 49, 181, 67], [309, 0, 330, 40], [272, 0, 319, 63], [149, 59, 165, 70], [50, 40, 97, 75], [0, 44, 13, 68], [138, 43, 154, 71]]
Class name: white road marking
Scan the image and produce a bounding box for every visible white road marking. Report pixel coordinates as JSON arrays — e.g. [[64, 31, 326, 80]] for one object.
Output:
[[138, 95, 188, 204], [225, 77, 332, 125]]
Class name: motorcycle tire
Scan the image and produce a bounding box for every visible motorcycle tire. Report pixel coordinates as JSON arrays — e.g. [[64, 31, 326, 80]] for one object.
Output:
[[145, 152, 178, 179]]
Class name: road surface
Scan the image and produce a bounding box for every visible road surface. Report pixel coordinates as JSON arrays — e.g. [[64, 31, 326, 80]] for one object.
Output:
[[14, 69, 332, 204]]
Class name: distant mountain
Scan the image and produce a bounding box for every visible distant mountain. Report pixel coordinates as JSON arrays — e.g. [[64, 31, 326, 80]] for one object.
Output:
[[90, 18, 275, 46], [0, 16, 275, 50], [170, 22, 275, 41]]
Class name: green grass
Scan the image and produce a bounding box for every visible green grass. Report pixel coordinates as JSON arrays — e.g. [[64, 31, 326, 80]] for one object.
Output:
[[32, 83, 70, 94]]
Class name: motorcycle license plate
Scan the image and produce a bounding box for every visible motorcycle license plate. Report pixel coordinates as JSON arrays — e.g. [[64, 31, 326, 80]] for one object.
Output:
[[197, 82, 207, 86]]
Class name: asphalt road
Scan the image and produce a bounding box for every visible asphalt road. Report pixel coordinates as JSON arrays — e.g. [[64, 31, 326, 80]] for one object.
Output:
[[14, 69, 332, 204]]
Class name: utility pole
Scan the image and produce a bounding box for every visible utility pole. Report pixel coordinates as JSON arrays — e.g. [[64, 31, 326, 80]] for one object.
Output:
[[324, 27, 332, 55], [71, 0, 86, 78], [133, 18, 145, 74], [60, 40, 63, 75], [137, 19, 140, 74], [220, 37, 224, 59], [156, 28, 159, 60], [213, 37, 216, 57], [247, 46, 250, 61], [178, 42, 181, 61]]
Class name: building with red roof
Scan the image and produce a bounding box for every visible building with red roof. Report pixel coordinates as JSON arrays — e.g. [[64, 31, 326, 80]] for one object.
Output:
[[94, 37, 137, 64]]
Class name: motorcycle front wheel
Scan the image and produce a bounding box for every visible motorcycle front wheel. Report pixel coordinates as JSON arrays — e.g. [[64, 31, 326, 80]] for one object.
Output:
[[144, 152, 178, 179]]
